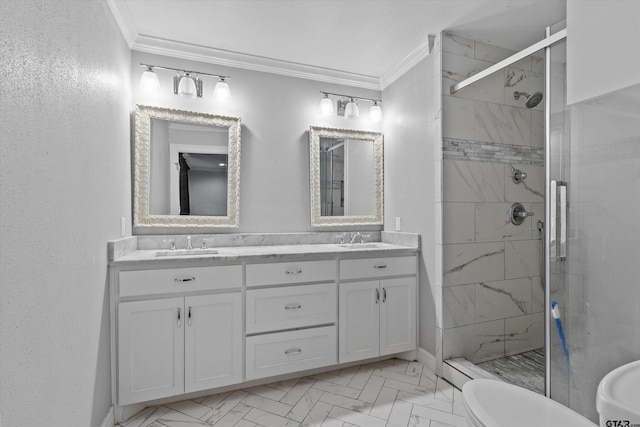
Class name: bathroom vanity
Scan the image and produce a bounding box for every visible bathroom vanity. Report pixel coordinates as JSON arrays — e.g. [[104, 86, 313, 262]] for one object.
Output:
[[108, 234, 419, 419]]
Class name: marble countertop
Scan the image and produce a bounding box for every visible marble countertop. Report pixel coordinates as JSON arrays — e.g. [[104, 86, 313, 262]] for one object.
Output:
[[110, 242, 419, 267]]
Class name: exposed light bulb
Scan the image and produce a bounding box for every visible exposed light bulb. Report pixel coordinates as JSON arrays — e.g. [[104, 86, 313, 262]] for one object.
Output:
[[213, 78, 231, 100], [344, 98, 359, 118], [319, 94, 334, 116], [369, 102, 382, 122], [178, 74, 196, 98], [139, 67, 160, 92]]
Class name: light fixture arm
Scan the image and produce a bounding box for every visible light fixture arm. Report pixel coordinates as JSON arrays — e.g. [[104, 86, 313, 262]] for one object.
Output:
[[320, 91, 380, 105], [140, 63, 229, 80]]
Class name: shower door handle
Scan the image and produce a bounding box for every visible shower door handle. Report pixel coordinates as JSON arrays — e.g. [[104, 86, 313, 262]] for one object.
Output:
[[550, 180, 567, 260]]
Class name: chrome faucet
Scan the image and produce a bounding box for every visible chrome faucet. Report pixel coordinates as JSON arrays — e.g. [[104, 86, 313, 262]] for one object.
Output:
[[186, 235, 193, 250], [350, 232, 361, 244]]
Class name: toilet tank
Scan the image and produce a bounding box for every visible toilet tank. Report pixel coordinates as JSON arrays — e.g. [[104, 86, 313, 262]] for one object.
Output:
[[596, 360, 640, 427]]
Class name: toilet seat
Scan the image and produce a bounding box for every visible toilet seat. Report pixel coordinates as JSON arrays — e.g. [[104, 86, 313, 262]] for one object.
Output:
[[462, 379, 597, 427]]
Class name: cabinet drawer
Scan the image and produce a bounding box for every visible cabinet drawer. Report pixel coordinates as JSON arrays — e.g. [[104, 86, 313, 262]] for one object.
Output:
[[246, 283, 337, 334], [119, 265, 242, 297], [246, 260, 335, 287], [340, 256, 416, 280], [246, 326, 337, 380]]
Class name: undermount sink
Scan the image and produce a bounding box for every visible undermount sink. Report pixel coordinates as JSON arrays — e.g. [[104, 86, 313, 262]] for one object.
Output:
[[338, 243, 383, 249], [155, 248, 220, 257]]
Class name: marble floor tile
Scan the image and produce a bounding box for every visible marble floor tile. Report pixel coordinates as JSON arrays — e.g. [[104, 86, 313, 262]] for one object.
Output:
[[117, 358, 479, 427]]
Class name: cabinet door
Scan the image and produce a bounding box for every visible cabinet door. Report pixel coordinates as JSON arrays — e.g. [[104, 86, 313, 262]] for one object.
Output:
[[339, 281, 380, 363], [380, 277, 416, 356], [118, 298, 184, 405], [184, 293, 242, 393]]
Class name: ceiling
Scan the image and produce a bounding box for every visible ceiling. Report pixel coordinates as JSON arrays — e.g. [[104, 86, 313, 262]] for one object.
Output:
[[108, 0, 565, 89]]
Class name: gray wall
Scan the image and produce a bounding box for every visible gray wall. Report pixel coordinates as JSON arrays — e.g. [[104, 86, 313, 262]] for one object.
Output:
[[383, 38, 441, 356], [131, 50, 382, 234], [0, 0, 131, 425]]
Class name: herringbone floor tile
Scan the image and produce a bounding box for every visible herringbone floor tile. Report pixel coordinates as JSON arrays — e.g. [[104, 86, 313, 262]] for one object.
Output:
[[118, 359, 467, 427]]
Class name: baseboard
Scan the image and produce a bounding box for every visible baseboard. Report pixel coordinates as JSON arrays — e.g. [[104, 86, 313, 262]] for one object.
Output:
[[416, 347, 436, 373], [100, 405, 115, 427]]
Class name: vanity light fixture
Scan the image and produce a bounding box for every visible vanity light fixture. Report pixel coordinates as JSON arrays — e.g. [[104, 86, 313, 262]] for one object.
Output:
[[139, 66, 160, 92], [319, 91, 382, 121], [139, 63, 230, 100]]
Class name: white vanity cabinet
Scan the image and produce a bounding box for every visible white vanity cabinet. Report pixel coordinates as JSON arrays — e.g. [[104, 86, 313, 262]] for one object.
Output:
[[245, 260, 337, 380], [116, 265, 242, 405], [338, 256, 417, 363]]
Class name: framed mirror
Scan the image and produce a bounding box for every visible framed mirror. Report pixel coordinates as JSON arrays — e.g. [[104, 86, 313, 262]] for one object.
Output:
[[133, 105, 241, 228], [309, 126, 383, 226]]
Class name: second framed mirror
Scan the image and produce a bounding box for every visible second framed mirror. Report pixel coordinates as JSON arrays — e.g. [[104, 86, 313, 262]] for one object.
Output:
[[309, 126, 383, 227]]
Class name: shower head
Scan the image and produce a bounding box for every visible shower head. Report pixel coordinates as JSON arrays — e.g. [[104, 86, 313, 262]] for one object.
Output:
[[514, 91, 543, 108]]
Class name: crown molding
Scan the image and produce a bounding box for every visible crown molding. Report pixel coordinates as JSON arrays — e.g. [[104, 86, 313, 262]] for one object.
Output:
[[105, 0, 429, 91], [132, 35, 382, 90], [379, 35, 433, 90], [105, 0, 136, 48]]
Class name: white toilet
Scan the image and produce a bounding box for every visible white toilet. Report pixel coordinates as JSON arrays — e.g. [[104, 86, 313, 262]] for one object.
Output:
[[461, 379, 597, 427]]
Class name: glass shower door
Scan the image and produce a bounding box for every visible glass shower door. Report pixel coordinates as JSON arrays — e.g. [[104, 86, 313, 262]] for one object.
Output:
[[546, 32, 640, 422]]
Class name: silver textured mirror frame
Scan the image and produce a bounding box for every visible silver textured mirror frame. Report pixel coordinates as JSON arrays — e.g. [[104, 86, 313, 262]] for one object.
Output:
[[309, 126, 383, 226], [133, 104, 241, 228]]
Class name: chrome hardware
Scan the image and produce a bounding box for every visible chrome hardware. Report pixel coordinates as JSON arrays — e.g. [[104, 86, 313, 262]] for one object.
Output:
[[375, 288, 380, 304], [360, 233, 371, 244], [550, 180, 568, 260], [186, 235, 193, 250], [373, 264, 387, 269], [174, 276, 196, 283], [338, 233, 348, 244], [509, 203, 534, 225], [285, 303, 302, 310], [511, 168, 528, 184], [187, 306, 192, 326], [285, 269, 303, 275], [285, 348, 302, 355], [382, 288, 387, 303], [201, 238, 214, 249], [350, 232, 362, 244], [177, 308, 182, 327]]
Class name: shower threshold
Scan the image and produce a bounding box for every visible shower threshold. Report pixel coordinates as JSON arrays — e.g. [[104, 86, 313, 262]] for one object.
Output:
[[444, 349, 545, 395]]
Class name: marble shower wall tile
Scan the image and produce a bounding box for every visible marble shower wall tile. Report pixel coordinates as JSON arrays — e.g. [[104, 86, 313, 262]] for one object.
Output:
[[443, 202, 475, 244], [531, 276, 544, 313], [442, 33, 474, 57], [443, 159, 505, 202], [442, 284, 476, 328], [442, 53, 505, 105], [475, 278, 532, 322], [442, 96, 475, 140], [505, 313, 544, 355], [505, 240, 542, 280], [475, 203, 532, 242], [475, 101, 531, 146], [504, 163, 544, 203], [531, 110, 545, 148], [443, 320, 505, 363], [443, 242, 505, 286]]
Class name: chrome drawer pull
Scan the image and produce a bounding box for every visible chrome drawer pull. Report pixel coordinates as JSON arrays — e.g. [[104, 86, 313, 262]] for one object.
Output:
[[285, 348, 302, 355], [177, 308, 182, 327], [285, 269, 303, 275], [375, 288, 380, 304], [174, 276, 196, 283], [187, 306, 192, 326], [285, 303, 302, 310], [382, 288, 387, 303], [373, 264, 387, 269]]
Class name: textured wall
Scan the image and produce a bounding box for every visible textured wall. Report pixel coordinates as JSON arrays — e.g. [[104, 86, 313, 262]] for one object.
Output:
[[0, 1, 131, 425], [382, 36, 441, 357]]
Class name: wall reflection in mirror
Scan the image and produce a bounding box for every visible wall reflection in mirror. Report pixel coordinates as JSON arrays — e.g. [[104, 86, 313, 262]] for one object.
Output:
[[319, 137, 375, 217], [148, 119, 228, 216], [309, 126, 383, 227], [133, 105, 241, 229]]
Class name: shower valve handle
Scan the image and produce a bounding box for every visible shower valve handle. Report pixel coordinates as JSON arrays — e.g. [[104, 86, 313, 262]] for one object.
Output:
[[516, 210, 534, 218], [510, 203, 534, 225]]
